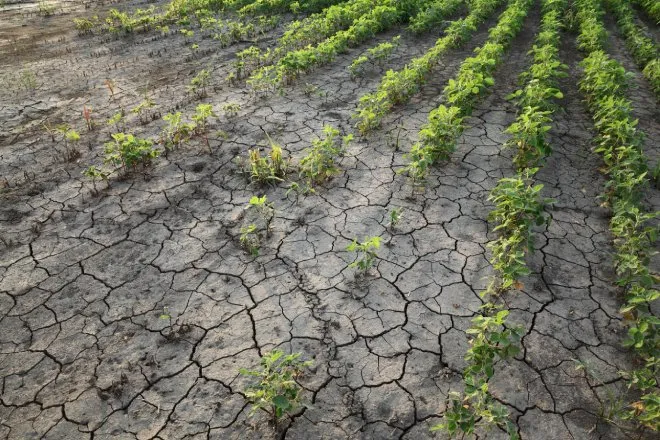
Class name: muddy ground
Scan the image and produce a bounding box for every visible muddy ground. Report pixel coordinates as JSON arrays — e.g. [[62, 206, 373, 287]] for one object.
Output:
[[0, 0, 658, 439]]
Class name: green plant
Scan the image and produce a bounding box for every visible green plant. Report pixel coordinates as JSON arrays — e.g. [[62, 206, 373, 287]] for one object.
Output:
[[38, 0, 56, 16], [486, 169, 552, 293], [237, 134, 290, 184], [161, 112, 195, 150], [222, 102, 241, 117], [192, 104, 217, 153], [239, 350, 312, 423], [55, 125, 81, 161], [240, 224, 260, 256], [299, 125, 352, 185], [247, 195, 275, 230], [433, 307, 522, 439], [131, 98, 155, 124], [104, 133, 160, 172], [82, 165, 110, 192], [387, 207, 403, 229], [188, 69, 210, 98], [346, 236, 381, 273]]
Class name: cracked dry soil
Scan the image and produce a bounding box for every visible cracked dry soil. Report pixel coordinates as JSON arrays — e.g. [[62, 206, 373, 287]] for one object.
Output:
[[0, 0, 659, 439]]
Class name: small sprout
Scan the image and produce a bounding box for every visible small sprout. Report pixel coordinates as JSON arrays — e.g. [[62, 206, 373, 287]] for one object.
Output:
[[388, 207, 403, 229], [82, 165, 110, 193], [239, 224, 260, 256], [82, 105, 93, 131], [188, 69, 210, 98], [239, 350, 312, 423], [222, 102, 241, 117], [347, 236, 381, 274]]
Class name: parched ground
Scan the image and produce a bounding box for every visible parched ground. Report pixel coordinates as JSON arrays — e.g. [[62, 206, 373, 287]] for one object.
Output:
[[0, 0, 658, 439]]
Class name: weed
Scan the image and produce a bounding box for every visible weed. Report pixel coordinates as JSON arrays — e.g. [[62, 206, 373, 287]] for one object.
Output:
[[131, 98, 156, 124], [38, 0, 56, 16], [222, 102, 241, 117], [107, 112, 124, 132], [82, 105, 94, 131], [188, 69, 210, 98], [387, 207, 403, 229], [299, 125, 352, 185], [192, 104, 217, 153], [236, 134, 290, 184], [239, 350, 312, 423], [104, 79, 116, 99], [347, 236, 381, 273], [239, 224, 260, 256], [82, 165, 110, 192], [19, 69, 38, 91], [104, 133, 160, 172]]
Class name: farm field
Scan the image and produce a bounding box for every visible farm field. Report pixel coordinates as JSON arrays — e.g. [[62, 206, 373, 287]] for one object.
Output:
[[0, 0, 658, 438]]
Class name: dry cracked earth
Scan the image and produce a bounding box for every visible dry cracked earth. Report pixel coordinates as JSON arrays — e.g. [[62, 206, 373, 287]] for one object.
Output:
[[0, 0, 659, 439]]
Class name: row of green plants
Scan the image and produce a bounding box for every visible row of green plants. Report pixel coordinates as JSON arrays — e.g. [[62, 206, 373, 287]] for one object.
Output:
[[82, 103, 218, 191], [634, 0, 660, 24], [234, 124, 353, 192], [575, 0, 659, 431], [402, 0, 532, 186], [234, 0, 399, 80], [247, 0, 403, 89], [353, 0, 503, 133], [75, 0, 341, 35], [603, 0, 660, 98], [348, 35, 401, 77], [434, 1, 565, 437]]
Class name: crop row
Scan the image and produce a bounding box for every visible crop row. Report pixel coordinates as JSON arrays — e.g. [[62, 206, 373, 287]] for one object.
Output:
[[240, 0, 456, 89], [603, 0, 660, 98], [433, 1, 566, 438], [402, 0, 532, 184], [634, 0, 660, 24], [246, 0, 402, 90], [354, 0, 505, 133], [77, 0, 342, 34], [576, 0, 659, 431]]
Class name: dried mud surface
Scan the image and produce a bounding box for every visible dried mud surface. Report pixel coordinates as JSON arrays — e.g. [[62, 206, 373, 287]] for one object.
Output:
[[0, 1, 658, 439]]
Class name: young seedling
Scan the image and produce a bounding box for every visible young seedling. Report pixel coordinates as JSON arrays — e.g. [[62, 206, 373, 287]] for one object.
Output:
[[161, 112, 195, 150], [192, 104, 217, 153], [82, 165, 110, 193], [299, 125, 352, 185], [240, 224, 260, 256], [239, 350, 312, 424], [188, 69, 210, 98], [131, 98, 155, 124], [387, 207, 403, 229], [222, 102, 241, 117], [346, 236, 381, 274], [82, 105, 93, 131], [104, 132, 160, 172], [247, 195, 275, 233]]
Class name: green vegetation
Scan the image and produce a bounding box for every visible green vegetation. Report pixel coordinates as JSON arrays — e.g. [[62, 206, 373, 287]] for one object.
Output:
[[104, 133, 160, 172], [576, 0, 659, 431], [354, 0, 502, 133], [349, 35, 400, 76], [346, 236, 381, 273], [603, 0, 660, 98], [402, 0, 532, 183], [299, 124, 352, 185], [240, 350, 312, 423]]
